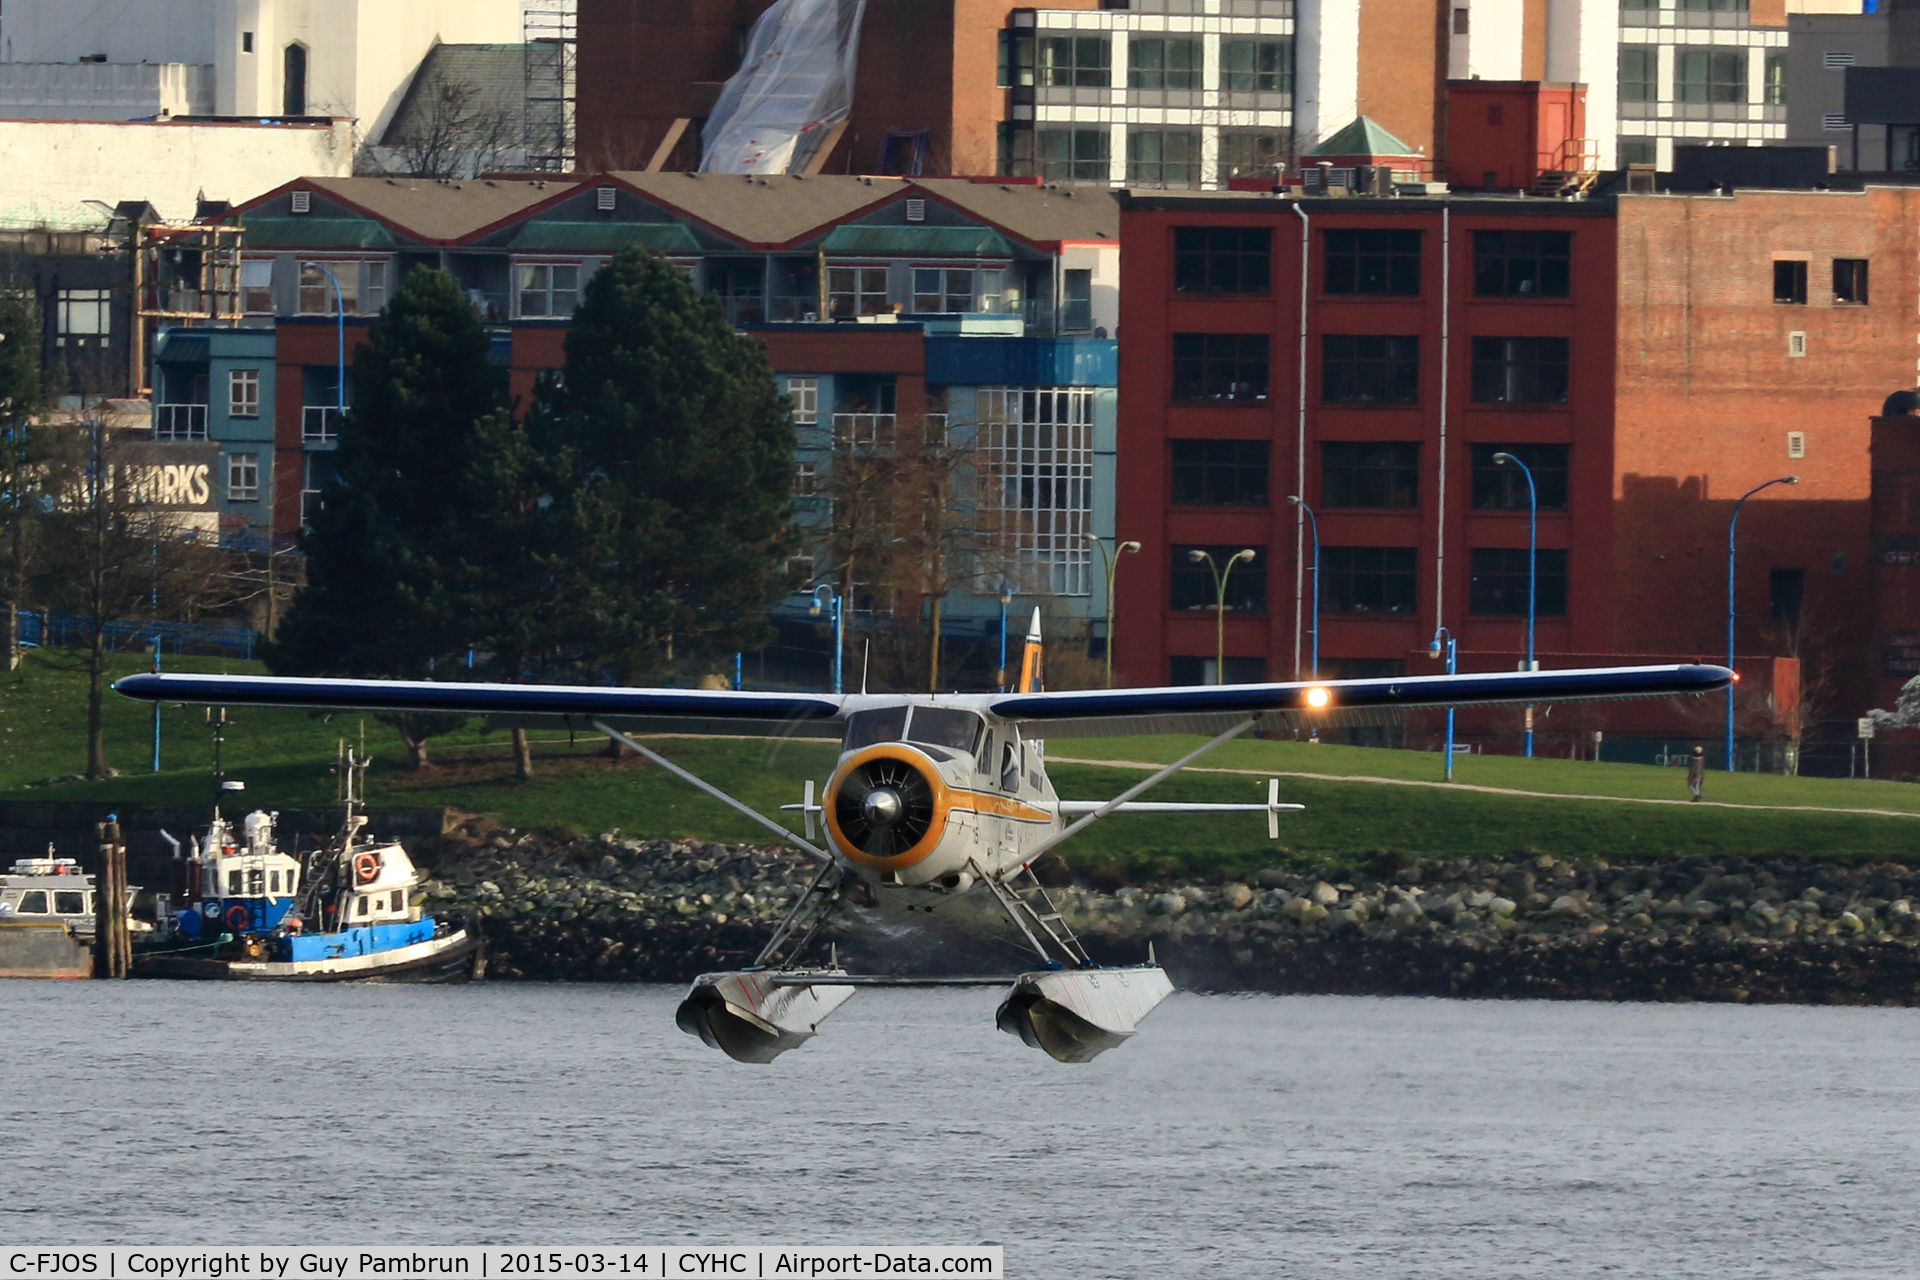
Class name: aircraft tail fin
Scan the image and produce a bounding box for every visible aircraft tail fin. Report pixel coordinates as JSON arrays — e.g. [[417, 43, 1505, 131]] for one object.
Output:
[[1017, 607, 1044, 693]]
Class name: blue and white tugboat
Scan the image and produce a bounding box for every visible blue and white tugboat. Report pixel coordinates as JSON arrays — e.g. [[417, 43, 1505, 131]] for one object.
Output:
[[135, 752, 482, 982]]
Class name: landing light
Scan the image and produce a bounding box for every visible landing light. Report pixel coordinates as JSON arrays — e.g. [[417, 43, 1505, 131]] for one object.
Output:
[[1305, 687, 1331, 708]]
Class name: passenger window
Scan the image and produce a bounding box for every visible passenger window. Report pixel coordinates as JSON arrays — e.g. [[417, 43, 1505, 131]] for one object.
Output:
[[270, 869, 280, 894], [1001, 741, 1021, 791], [907, 707, 984, 752], [228, 869, 242, 895], [844, 707, 908, 749], [392, 891, 405, 912], [357, 896, 369, 917], [53, 891, 84, 914], [17, 891, 47, 913], [286, 872, 297, 894], [248, 868, 264, 895]]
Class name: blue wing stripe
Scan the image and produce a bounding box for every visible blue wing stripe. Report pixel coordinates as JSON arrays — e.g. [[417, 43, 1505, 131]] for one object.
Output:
[[110, 673, 845, 721], [988, 664, 1732, 720]]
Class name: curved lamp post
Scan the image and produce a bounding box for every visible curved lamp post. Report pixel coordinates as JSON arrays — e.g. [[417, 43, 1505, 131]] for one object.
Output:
[[996, 580, 1013, 691], [1726, 475, 1798, 771], [1428, 625, 1457, 782], [1492, 452, 1538, 758], [1189, 548, 1256, 684], [1086, 533, 1141, 688], [809, 583, 843, 695], [1285, 496, 1320, 679]]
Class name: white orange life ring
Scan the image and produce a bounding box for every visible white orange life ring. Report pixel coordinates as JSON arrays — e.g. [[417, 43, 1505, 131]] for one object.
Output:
[[352, 851, 382, 885]]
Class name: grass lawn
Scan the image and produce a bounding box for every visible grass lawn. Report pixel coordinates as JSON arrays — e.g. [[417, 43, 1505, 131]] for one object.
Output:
[[6, 650, 1919, 868]]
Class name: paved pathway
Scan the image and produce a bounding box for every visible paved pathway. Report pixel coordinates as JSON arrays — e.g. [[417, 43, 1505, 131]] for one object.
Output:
[[1048, 756, 1920, 821]]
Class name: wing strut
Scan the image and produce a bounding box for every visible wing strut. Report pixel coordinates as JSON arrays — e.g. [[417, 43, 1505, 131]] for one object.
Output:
[[1024, 717, 1259, 863], [589, 719, 832, 864]]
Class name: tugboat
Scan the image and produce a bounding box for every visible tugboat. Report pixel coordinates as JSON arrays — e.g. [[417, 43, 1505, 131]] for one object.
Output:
[[0, 850, 144, 979], [134, 750, 482, 982]]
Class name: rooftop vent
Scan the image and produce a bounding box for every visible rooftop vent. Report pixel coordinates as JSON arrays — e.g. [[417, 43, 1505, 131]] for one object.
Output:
[[905, 198, 925, 222], [290, 190, 311, 214], [596, 186, 616, 211]]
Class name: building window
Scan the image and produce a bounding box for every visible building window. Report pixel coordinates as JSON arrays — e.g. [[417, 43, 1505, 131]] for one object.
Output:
[[300, 453, 333, 527], [1677, 50, 1746, 104], [1038, 35, 1110, 87], [1769, 567, 1804, 623], [1218, 130, 1289, 180], [283, 42, 307, 116], [517, 262, 579, 318], [1453, 7, 1471, 33], [240, 260, 273, 314], [1222, 39, 1291, 93], [1620, 48, 1654, 102], [55, 289, 110, 348], [242, 31, 254, 53], [912, 267, 976, 313], [1469, 547, 1568, 616], [297, 262, 358, 315], [228, 369, 260, 418], [365, 261, 386, 313], [1171, 545, 1267, 613], [1833, 258, 1869, 304], [1171, 440, 1269, 506], [997, 30, 1035, 87], [1172, 334, 1269, 402], [1322, 335, 1419, 405], [1033, 128, 1109, 182], [1470, 443, 1569, 510], [1127, 130, 1200, 186], [1773, 260, 1808, 305], [1321, 442, 1418, 508], [826, 266, 889, 318], [794, 462, 817, 497], [1170, 655, 1268, 685], [1620, 139, 1657, 166], [1469, 337, 1569, 404], [786, 376, 818, 425], [1324, 229, 1420, 296], [227, 453, 259, 503], [878, 131, 930, 176], [979, 388, 1095, 595], [1472, 231, 1571, 298], [1322, 547, 1417, 615], [1129, 37, 1199, 89], [1766, 50, 1787, 106], [1174, 227, 1271, 295], [1062, 268, 1093, 332]]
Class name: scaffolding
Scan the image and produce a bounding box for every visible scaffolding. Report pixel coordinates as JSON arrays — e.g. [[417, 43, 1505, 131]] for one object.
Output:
[[523, 0, 577, 171], [132, 222, 244, 397]]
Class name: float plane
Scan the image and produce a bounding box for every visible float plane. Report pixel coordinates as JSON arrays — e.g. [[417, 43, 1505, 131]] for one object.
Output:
[[115, 616, 1730, 1064]]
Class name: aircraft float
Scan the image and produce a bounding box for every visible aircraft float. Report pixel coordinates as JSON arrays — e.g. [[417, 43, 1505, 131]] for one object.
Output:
[[115, 616, 1731, 1064]]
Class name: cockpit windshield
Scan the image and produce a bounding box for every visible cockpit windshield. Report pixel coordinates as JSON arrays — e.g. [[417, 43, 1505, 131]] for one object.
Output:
[[843, 707, 907, 750], [907, 708, 984, 753]]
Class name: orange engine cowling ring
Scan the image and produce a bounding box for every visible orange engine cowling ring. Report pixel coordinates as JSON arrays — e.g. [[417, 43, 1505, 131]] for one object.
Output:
[[824, 746, 949, 872]]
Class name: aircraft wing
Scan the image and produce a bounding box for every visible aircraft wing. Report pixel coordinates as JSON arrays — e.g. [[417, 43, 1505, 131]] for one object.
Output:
[[110, 672, 847, 732], [984, 664, 1733, 739]]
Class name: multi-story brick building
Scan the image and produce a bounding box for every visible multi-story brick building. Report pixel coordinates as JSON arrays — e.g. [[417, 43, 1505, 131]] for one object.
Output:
[[577, 0, 1797, 188], [1111, 178, 1920, 762]]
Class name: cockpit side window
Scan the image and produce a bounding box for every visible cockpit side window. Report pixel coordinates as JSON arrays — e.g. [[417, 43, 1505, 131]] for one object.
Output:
[[53, 891, 84, 914], [1000, 738, 1022, 791], [16, 890, 48, 914], [844, 707, 908, 750], [976, 731, 996, 775], [906, 708, 984, 753]]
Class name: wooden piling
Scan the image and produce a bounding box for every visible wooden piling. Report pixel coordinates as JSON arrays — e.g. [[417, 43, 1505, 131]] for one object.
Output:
[[93, 820, 129, 979]]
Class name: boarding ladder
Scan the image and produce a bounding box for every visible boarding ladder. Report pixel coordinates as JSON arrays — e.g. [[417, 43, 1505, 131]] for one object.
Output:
[[752, 862, 848, 970], [980, 862, 1092, 968]]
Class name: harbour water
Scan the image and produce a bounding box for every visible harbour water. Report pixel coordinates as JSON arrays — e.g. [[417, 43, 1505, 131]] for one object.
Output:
[[5, 982, 1919, 1278]]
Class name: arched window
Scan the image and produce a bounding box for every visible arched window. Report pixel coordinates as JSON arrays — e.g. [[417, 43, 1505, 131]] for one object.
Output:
[[283, 43, 307, 116]]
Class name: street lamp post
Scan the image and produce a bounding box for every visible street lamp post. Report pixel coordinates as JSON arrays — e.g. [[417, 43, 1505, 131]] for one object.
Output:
[[809, 583, 843, 695], [1285, 496, 1320, 679], [1086, 534, 1141, 688], [1428, 626, 1457, 781], [1189, 548, 1256, 684], [314, 263, 345, 433], [1726, 474, 1799, 772], [1492, 452, 1538, 758]]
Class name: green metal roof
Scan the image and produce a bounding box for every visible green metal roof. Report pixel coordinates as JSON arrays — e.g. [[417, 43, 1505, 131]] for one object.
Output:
[[820, 224, 1013, 257], [239, 216, 401, 248], [1309, 116, 1419, 158], [506, 221, 703, 253]]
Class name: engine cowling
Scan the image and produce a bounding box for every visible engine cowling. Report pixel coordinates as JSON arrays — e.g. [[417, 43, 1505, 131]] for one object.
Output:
[[824, 745, 952, 875]]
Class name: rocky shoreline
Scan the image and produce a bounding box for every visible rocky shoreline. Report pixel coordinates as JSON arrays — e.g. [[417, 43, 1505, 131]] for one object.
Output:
[[413, 826, 1920, 1005]]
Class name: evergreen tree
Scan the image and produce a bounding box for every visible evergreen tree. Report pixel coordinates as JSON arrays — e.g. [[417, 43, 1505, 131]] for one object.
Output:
[[538, 247, 796, 683], [268, 267, 507, 768], [0, 289, 49, 669]]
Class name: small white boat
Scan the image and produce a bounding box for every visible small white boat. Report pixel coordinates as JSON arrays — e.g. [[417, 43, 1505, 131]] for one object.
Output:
[[0, 852, 144, 980]]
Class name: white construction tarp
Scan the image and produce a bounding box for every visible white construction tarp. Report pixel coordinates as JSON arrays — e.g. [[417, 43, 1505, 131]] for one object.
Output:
[[699, 0, 866, 175]]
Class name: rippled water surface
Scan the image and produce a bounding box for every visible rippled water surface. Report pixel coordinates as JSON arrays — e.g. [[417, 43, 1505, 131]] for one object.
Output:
[[4, 982, 1919, 1278]]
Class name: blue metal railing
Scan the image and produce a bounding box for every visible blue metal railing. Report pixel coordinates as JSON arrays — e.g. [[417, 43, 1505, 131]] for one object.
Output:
[[20, 611, 257, 659]]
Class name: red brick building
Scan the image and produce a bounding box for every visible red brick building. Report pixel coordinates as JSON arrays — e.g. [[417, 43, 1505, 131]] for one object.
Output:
[[1112, 183, 1920, 764]]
